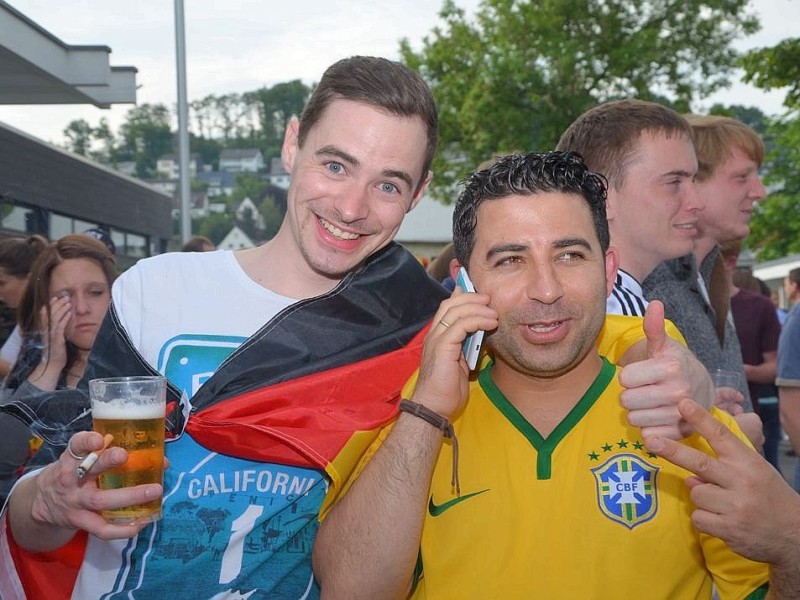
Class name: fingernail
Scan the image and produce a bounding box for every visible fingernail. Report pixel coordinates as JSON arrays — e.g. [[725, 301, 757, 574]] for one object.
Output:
[[646, 437, 663, 452]]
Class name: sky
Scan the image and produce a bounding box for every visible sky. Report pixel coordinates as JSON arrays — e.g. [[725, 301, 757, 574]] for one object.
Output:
[[1, 0, 798, 146]]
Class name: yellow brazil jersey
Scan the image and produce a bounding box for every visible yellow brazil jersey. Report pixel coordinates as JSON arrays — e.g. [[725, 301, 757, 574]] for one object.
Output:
[[324, 314, 680, 512], [412, 359, 769, 600]]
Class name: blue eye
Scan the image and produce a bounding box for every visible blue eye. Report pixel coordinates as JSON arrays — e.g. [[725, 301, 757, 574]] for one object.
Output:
[[326, 161, 344, 174], [380, 182, 399, 194]]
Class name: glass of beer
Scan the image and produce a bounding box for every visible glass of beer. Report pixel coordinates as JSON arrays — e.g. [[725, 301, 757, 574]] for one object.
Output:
[[89, 375, 166, 524]]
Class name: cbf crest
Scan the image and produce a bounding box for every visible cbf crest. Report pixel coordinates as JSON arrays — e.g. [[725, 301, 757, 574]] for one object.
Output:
[[592, 453, 658, 529]]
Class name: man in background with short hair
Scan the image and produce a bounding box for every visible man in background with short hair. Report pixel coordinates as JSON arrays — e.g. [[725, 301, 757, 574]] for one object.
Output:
[[557, 99, 702, 317], [643, 114, 767, 413]]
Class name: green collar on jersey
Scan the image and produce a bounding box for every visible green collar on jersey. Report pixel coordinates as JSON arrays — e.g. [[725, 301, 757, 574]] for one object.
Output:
[[478, 357, 616, 480]]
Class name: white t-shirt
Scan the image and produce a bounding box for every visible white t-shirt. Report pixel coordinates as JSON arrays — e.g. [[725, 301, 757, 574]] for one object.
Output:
[[0, 325, 22, 366], [114, 250, 295, 385], [73, 251, 329, 599]]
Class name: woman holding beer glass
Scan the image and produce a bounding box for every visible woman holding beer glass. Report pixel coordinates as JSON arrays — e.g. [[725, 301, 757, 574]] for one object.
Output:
[[0, 235, 115, 498]]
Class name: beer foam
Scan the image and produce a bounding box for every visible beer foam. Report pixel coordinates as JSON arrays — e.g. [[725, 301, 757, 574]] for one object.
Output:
[[91, 399, 165, 420]]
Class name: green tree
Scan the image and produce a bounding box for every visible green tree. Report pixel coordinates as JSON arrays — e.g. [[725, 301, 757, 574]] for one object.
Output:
[[190, 134, 223, 170], [91, 118, 118, 164], [211, 93, 251, 142], [64, 117, 118, 164], [260, 195, 285, 240], [229, 172, 268, 207], [190, 96, 216, 139], [118, 103, 174, 178], [402, 0, 760, 200], [237, 204, 259, 240], [739, 38, 800, 259], [748, 192, 800, 260], [740, 38, 800, 108], [63, 119, 94, 156], [746, 112, 800, 259], [245, 80, 310, 158], [198, 212, 235, 245]]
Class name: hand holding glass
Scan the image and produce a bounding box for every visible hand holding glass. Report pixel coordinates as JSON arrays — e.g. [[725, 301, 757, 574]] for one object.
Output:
[[713, 369, 744, 416], [89, 376, 166, 523]]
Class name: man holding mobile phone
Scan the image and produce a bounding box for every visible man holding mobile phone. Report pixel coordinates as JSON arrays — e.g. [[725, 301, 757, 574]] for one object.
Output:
[[313, 152, 772, 598], [455, 267, 484, 369]]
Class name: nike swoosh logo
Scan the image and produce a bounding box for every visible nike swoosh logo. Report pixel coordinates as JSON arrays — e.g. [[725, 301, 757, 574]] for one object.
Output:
[[428, 489, 490, 517]]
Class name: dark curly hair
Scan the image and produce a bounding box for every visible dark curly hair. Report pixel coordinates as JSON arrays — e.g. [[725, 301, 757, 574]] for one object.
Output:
[[453, 151, 609, 266]]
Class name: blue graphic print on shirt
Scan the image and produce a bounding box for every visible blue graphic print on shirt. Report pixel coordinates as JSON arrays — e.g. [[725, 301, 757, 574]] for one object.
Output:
[[96, 334, 325, 599], [101, 435, 325, 599]]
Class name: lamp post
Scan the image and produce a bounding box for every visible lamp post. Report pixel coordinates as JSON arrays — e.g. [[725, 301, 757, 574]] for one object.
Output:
[[175, 0, 191, 244]]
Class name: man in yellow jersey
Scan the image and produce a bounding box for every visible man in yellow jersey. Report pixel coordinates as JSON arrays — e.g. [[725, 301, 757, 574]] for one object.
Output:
[[313, 152, 771, 599]]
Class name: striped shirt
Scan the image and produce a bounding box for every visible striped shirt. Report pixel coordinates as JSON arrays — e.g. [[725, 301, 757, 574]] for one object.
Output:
[[607, 270, 648, 317]]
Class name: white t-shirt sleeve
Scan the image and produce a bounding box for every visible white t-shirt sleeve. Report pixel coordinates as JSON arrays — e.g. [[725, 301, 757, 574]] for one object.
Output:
[[0, 326, 23, 365]]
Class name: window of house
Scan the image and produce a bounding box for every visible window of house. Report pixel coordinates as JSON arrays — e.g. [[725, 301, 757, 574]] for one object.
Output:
[[111, 230, 125, 254], [0, 203, 33, 233], [74, 219, 98, 234], [50, 214, 72, 239], [126, 233, 147, 258]]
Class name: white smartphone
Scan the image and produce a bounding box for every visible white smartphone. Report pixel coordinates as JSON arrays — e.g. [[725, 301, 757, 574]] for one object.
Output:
[[455, 267, 485, 370]]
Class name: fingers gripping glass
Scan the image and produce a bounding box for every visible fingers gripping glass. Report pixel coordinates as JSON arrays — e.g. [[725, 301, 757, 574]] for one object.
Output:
[[456, 267, 485, 371]]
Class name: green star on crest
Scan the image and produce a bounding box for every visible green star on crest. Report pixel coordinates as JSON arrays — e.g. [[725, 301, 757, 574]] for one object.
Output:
[[602, 443, 613, 452], [588, 451, 600, 461], [617, 439, 629, 448]]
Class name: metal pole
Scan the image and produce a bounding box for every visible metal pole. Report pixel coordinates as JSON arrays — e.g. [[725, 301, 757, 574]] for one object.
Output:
[[175, 0, 191, 244]]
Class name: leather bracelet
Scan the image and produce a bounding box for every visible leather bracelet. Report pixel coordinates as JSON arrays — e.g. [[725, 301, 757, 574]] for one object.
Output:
[[398, 399, 461, 495]]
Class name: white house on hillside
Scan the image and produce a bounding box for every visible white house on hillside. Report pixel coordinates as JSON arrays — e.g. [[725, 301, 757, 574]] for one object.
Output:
[[114, 161, 137, 177], [220, 148, 265, 173], [218, 225, 255, 250], [156, 153, 200, 179], [170, 190, 209, 219], [196, 171, 236, 197], [268, 157, 291, 190], [235, 197, 265, 230]]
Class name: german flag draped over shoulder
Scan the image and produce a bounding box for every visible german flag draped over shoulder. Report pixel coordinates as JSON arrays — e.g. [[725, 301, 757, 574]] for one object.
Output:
[[0, 242, 448, 599]]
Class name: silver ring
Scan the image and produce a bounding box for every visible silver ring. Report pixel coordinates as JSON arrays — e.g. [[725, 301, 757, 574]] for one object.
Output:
[[66, 439, 87, 461], [439, 320, 451, 329]]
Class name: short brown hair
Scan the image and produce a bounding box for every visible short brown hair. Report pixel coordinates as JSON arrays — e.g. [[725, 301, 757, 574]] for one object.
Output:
[[557, 99, 692, 190], [683, 114, 765, 182], [298, 56, 438, 193], [0, 235, 48, 277], [181, 235, 215, 252]]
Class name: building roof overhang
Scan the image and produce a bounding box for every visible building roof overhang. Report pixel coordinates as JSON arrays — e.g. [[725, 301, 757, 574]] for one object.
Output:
[[0, 0, 137, 108]]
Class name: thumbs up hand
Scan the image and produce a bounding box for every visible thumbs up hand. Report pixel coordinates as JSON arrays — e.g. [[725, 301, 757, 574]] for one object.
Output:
[[618, 301, 716, 440]]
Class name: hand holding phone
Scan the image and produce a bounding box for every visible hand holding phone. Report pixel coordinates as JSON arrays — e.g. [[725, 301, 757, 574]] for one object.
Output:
[[455, 267, 485, 370]]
